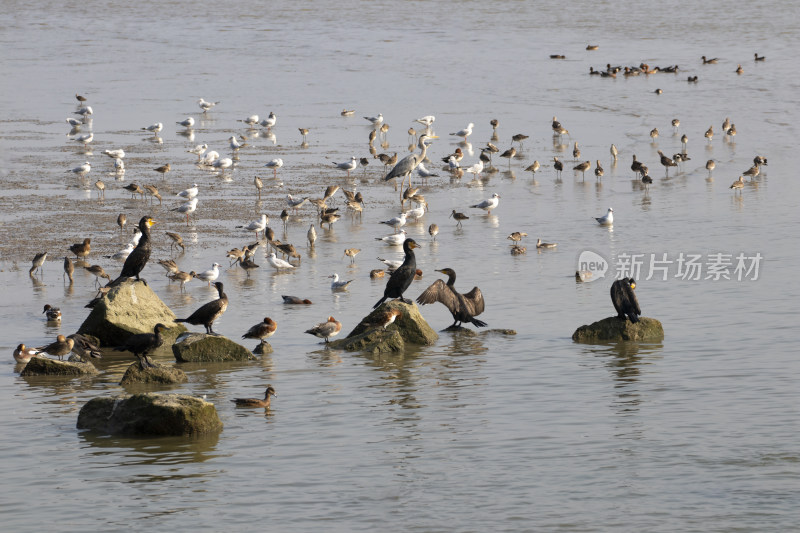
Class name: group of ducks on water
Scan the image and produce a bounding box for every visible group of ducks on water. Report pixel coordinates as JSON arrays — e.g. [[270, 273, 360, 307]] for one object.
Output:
[[587, 52, 765, 84]]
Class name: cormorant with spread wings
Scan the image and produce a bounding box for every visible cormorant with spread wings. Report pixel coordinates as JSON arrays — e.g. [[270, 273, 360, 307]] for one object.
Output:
[[416, 268, 486, 328]]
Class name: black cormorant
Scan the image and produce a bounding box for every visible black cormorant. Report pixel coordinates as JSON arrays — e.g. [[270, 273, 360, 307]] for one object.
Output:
[[373, 238, 419, 308], [176, 282, 228, 335], [114, 323, 169, 369], [416, 268, 487, 328], [111, 216, 155, 285], [611, 278, 641, 323]]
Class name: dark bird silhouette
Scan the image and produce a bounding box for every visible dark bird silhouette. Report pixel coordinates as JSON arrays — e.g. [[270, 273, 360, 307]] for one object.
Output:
[[176, 282, 228, 335], [416, 268, 486, 328], [110, 216, 155, 286], [373, 238, 419, 308], [611, 278, 641, 323], [114, 323, 169, 369]]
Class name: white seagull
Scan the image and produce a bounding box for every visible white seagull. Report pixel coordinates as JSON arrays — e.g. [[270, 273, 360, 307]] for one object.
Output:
[[199, 150, 220, 165], [375, 230, 407, 245], [450, 123, 474, 141], [108, 243, 135, 261], [177, 117, 195, 128], [260, 112, 277, 129], [264, 158, 284, 177], [239, 214, 268, 237], [68, 161, 91, 175], [417, 162, 439, 180], [142, 122, 163, 135], [113, 158, 125, 172], [333, 156, 358, 177], [377, 257, 403, 270], [229, 135, 242, 151], [470, 192, 501, 213], [195, 263, 221, 285], [267, 252, 296, 270], [404, 206, 425, 222], [287, 194, 309, 212], [328, 273, 353, 291], [364, 113, 383, 126], [177, 184, 199, 200], [241, 114, 259, 126], [74, 132, 93, 146], [379, 212, 407, 233], [595, 207, 614, 225], [172, 197, 198, 223], [212, 157, 233, 170], [66, 117, 82, 127], [103, 148, 125, 159], [414, 115, 435, 127], [464, 160, 484, 178], [74, 106, 93, 118], [198, 98, 219, 112], [187, 143, 208, 157]]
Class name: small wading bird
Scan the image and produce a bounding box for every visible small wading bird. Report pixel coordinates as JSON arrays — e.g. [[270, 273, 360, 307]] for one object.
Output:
[[416, 268, 487, 328], [611, 278, 641, 323]]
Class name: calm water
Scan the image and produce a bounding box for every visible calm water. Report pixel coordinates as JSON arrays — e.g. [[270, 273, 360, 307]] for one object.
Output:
[[1, 1, 799, 531]]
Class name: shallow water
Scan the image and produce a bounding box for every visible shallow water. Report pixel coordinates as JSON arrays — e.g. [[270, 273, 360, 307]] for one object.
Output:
[[1, 1, 799, 531]]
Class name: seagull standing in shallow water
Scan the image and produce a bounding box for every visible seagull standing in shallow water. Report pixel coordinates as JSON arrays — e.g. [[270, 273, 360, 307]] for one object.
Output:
[[333, 156, 357, 177], [470, 193, 500, 214]]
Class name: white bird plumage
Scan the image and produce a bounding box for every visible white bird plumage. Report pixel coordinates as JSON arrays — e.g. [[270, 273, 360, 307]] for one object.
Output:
[[450, 123, 474, 140], [470, 192, 500, 213], [267, 253, 296, 270], [595, 207, 614, 225], [328, 273, 353, 291]]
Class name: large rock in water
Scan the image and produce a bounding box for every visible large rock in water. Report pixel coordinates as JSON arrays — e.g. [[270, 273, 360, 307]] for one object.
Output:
[[329, 300, 438, 353], [172, 332, 255, 362], [572, 316, 664, 343], [119, 363, 188, 385], [20, 357, 99, 376], [77, 280, 186, 346], [77, 393, 222, 436]]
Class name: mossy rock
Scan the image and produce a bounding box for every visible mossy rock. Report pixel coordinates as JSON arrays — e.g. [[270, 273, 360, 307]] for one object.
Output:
[[77, 280, 186, 346], [77, 393, 223, 436], [119, 362, 188, 385], [253, 341, 274, 355], [172, 333, 255, 362], [572, 316, 664, 343], [333, 300, 438, 350], [329, 328, 406, 353], [20, 357, 99, 376]]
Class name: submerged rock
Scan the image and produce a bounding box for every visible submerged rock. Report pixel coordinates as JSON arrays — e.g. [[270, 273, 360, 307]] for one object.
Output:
[[119, 362, 188, 385], [440, 326, 517, 337], [77, 280, 186, 346], [77, 393, 222, 436], [329, 300, 438, 353], [172, 332, 255, 362], [572, 316, 664, 343], [20, 357, 99, 376]]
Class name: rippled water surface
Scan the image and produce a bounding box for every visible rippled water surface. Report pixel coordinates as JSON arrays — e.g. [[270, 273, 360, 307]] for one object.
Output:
[[1, 1, 799, 531]]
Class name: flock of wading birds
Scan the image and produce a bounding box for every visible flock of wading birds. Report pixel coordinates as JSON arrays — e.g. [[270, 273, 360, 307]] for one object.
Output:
[[16, 68, 768, 404]]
